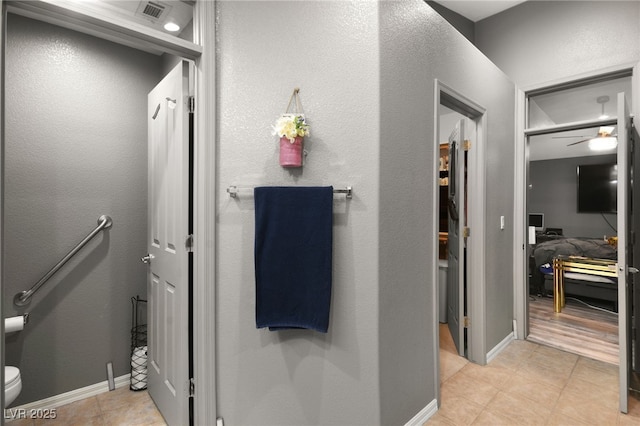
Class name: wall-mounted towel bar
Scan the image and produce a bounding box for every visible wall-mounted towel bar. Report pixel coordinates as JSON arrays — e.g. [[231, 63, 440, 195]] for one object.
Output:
[[14, 215, 113, 307], [227, 185, 352, 199]]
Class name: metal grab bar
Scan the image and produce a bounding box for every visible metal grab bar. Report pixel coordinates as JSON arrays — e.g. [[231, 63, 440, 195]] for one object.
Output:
[[13, 215, 113, 307]]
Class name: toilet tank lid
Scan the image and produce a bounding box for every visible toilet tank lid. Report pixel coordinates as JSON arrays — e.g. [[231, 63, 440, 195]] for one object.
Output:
[[5, 367, 20, 385]]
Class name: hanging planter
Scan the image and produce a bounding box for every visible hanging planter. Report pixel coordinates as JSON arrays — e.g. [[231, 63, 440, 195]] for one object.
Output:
[[279, 135, 304, 168], [272, 88, 309, 168]]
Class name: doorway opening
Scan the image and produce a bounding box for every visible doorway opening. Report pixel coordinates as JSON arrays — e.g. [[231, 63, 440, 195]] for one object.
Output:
[[517, 69, 639, 413], [523, 74, 631, 365], [435, 81, 486, 368], [526, 123, 620, 364], [1, 2, 215, 422]]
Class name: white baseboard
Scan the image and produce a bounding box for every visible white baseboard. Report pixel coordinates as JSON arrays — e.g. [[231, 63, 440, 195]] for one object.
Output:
[[9, 373, 131, 412], [487, 331, 515, 363], [404, 399, 438, 426]]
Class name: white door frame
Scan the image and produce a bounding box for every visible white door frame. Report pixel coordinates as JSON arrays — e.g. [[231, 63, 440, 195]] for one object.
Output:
[[434, 80, 487, 371], [513, 87, 527, 340], [617, 91, 631, 413], [0, 1, 217, 423], [191, 3, 217, 424], [0, 1, 5, 413]]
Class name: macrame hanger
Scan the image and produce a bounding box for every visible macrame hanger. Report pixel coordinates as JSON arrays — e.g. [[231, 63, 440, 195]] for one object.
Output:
[[284, 87, 305, 115]]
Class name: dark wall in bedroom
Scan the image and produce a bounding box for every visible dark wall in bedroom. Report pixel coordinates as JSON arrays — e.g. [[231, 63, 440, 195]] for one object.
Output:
[[529, 154, 617, 239]]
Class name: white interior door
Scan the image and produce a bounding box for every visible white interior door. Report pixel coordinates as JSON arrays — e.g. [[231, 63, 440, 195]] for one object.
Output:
[[447, 119, 466, 356], [617, 91, 634, 414], [146, 60, 192, 426]]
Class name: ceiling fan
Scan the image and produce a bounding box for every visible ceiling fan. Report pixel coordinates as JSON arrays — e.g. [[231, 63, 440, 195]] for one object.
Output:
[[550, 96, 618, 151], [558, 126, 617, 148]]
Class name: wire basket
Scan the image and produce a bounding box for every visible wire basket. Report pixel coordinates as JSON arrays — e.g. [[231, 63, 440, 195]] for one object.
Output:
[[130, 296, 147, 391]]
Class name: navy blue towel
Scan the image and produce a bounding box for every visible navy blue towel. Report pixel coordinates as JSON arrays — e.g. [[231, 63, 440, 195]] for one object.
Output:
[[254, 186, 333, 332]]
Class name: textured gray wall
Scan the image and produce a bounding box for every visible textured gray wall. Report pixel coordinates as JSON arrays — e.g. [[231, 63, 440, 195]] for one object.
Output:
[[215, 1, 515, 425], [379, 4, 515, 422], [530, 154, 617, 238], [4, 14, 161, 404], [475, 1, 640, 88], [216, 2, 382, 424]]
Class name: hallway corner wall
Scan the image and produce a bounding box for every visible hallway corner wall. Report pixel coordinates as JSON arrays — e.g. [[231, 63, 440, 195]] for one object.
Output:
[[378, 6, 516, 420]]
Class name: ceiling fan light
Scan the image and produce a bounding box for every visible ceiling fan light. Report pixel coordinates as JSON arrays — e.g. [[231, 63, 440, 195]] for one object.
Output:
[[588, 136, 617, 151]]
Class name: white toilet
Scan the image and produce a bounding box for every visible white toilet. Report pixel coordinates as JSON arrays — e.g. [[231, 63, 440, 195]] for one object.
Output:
[[5, 366, 22, 407]]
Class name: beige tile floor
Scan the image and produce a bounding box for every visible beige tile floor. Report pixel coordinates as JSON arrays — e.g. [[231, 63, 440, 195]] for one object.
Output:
[[430, 323, 640, 425], [6, 387, 166, 426], [7, 329, 640, 426]]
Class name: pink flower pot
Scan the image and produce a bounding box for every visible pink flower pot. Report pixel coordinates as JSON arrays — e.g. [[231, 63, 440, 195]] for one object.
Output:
[[279, 136, 303, 167]]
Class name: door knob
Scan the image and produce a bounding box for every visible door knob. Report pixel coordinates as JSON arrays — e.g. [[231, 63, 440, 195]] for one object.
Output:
[[141, 254, 154, 264], [629, 266, 639, 274]]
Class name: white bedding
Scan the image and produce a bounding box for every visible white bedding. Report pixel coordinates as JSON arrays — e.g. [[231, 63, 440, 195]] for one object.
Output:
[[562, 272, 616, 284], [540, 263, 617, 284]]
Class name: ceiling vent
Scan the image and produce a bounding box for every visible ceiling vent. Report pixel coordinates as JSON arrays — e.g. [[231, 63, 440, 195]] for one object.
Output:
[[136, 1, 171, 22]]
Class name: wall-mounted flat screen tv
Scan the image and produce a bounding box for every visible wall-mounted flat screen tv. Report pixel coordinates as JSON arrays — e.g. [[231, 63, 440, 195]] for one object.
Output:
[[577, 163, 617, 213]]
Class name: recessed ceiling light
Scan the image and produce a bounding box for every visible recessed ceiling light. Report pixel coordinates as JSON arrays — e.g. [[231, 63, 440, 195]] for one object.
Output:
[[164, 22, 180, 32]]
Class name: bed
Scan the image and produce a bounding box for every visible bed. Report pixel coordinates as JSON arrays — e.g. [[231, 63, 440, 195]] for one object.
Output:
[[530, 237, 618, 311]]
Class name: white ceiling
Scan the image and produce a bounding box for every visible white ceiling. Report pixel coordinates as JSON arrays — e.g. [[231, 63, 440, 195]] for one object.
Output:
[[434, 0, 528, 22], [62, 0, 193, 36], [103, 0, 193, 34]]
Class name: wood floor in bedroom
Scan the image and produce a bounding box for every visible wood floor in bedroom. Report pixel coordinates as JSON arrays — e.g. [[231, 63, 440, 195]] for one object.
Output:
[[527, 295, 618, 365]]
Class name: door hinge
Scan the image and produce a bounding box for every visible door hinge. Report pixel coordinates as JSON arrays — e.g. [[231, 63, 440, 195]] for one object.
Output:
[[186, 234, 194, 252], [188, 96, 195, 113], [463, 317, 470, 328], [463, 140, 471, 151], [189, 377, 195, 398], [463, 227, 470, 238]]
